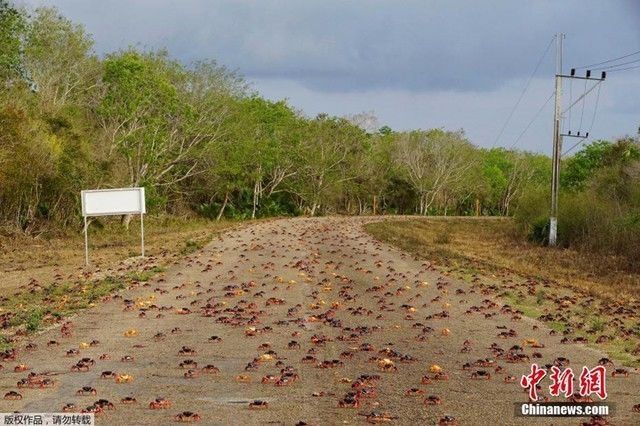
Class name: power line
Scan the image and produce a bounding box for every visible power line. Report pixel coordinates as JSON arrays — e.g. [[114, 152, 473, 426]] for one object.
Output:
[[577, 78, 587, 131], [591, 56, 640, 71], [575, 49, 640, 69], [562, 138, 586, 157], [607, 63, 640, 73], [492, 36, 555, 147], [586, 83, 602, 135], [561, 83, 602, 157], [508, 91, 554, 149]]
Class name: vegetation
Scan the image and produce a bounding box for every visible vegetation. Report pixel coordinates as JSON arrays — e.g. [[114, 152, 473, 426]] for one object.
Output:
[[515, 138, 640, 268], [0, 4, 550, 228], [0, 3, 638, 268]]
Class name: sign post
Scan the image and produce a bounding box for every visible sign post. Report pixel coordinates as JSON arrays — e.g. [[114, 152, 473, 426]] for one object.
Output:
[[81, 187, 146, 266]]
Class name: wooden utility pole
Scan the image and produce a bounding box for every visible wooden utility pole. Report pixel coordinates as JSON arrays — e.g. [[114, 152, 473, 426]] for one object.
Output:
[[549, 33, 563, 246]]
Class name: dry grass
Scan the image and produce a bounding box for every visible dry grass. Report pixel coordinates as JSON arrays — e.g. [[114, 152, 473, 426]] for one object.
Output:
[[0, 215, 240, 292], [365, 217, 640, 366]]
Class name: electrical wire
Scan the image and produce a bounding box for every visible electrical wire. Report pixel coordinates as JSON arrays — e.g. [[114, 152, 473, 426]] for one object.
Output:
[[562, 83, 603, 157], [606, 63, 640, 73], [562, 138, 586, 157], [492, 36, 555, 147], [578, 78, 588, 132], [591, 56, 640, 71], [566, 77, 573, 132], [508, 91, 555, 149], [574, 49, 640, 69], [586, 83, 602, 135]]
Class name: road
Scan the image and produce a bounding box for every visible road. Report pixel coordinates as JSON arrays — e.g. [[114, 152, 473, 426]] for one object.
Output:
[[1, 217, 637, 425]]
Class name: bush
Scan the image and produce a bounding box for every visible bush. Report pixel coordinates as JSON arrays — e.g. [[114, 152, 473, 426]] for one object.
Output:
[[514, 157, 640, 271]]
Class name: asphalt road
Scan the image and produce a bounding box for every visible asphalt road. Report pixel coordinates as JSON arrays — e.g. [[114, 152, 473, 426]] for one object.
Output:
[[1, 217, 637, 425]]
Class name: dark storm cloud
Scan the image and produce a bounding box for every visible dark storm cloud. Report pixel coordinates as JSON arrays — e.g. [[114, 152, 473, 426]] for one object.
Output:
[[18, 0, 640, 93], [16, 0, 640, 151]]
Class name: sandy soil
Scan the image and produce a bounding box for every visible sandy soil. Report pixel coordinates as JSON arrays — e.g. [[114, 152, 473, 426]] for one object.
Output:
[[0, 217, 637, 425]]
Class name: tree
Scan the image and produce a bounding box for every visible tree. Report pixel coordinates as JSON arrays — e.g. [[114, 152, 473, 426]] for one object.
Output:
[[394, 129, 476, 215], [24, 7, 99, 112], [291, 115, 367, 215], [0, 0, 27, 84]]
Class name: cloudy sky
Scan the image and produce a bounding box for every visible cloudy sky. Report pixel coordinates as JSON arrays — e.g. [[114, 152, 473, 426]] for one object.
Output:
[[18, 0, 640, 153]]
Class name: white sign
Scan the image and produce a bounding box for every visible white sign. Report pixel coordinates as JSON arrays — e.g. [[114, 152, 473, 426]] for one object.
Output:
[[80, 187, 146, 265], [81, 187, 146, 217]]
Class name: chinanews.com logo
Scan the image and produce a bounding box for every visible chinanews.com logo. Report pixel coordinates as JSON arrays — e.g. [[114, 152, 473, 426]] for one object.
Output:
[[517, 363, 613, 417]]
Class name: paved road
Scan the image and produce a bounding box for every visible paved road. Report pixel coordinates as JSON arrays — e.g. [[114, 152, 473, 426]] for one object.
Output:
[[1, 217, 637, 425]]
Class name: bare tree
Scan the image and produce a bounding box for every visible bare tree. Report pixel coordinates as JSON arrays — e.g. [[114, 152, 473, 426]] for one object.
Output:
[[394, 130, 476, 215]]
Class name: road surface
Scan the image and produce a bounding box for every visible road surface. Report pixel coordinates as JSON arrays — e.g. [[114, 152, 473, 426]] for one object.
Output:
[[1, 217, 637, 425]]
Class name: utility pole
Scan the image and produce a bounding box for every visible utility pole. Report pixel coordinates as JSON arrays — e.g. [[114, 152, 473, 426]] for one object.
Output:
[[548, 34, 606, 246], [549, 33, 563, 246]]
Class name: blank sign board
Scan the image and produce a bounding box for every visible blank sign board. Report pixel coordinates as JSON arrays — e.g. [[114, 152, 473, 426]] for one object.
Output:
[[81, 187, 146, 217]]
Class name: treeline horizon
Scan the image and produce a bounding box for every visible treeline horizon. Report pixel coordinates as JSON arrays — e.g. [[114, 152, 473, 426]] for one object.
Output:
[[1, 3, 639, 266]]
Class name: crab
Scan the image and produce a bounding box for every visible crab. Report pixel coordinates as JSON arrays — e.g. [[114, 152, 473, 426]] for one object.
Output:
[[338, 394, 360, 408], [358, 387, 378, 398], [235, 374, 252, 383], [276, 373, 298, 386], [82, 404, 104, 415], [101, 371, 116, 379], [433, 372, 450, 381], [405, 388, 425, 396], [115, 374, 134, 383], [62, 403, 76, 412], [261, 375, 278, 384], [288, 340, 301, 349], [14, 364, 29, 372], [598, 358, 614, 367], [71, 363, 91, 372], [121, 355, 135, 363], [438, 416, 459, 426], [175, 411, 201, 422], [178, 346, 197, 356], [184, 369, 199, 379], [377, 358, 397, 372], [632, 404, 640, 413], [95, 399, 115, 410], [179, 360, 198, 369], [4, 391, 22, 400], [76, 386, 97, 396], [249, 400, 269, 409], [121, 396, 137, 404], [149, 397, 172, 409], [611, 368, 629, 378], [202, 365, 220, 374], [424, 395, 442, 405], [471, 370, 491, 380], [301, 355, 318, 364]]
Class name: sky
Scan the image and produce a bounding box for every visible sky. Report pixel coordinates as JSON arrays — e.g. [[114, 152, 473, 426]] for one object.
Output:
[[16, 0, 640, 154]]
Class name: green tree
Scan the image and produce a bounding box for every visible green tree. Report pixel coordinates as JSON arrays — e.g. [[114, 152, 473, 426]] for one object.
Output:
[[0, 0, 26, 83]]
